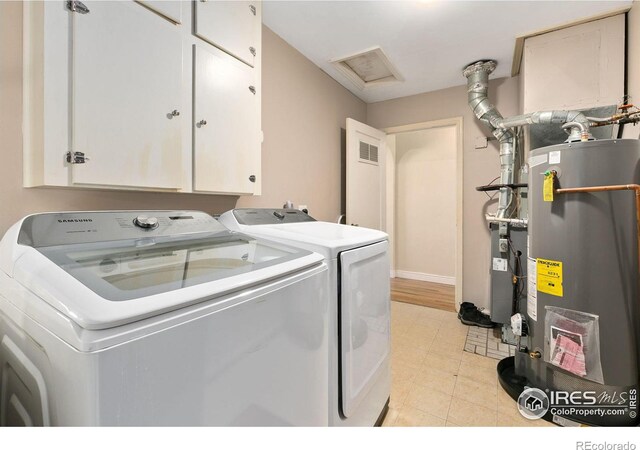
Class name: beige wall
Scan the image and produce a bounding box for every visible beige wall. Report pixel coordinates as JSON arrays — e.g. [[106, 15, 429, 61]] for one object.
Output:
[[629, 2, 640, 139], [0, 3, 366, 235], [367, 76, 521, 311], [395, 126, 457, 280], [236, 28, 367, 219]]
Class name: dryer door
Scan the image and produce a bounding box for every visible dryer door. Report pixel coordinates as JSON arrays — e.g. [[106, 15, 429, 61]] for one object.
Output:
[[340, 240, 390, 418]]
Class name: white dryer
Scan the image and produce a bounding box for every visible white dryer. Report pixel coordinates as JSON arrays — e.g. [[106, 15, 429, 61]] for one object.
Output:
[[0, 211, 329, 426], [219, 208, 390, 426]]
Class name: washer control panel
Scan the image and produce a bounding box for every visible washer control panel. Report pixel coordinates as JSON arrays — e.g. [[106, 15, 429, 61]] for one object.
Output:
[[18, 211, 228, 248]]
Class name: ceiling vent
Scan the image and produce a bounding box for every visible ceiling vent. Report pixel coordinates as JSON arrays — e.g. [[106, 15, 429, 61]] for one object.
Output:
[[331, 46, 404, 90]]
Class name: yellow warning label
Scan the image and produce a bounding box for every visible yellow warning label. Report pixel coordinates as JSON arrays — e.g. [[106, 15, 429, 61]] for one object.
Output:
[[537, 258, 563, 297], [543, 173, 554, 202]]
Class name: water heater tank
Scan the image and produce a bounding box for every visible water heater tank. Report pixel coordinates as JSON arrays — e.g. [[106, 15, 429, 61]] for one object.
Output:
[[518, 138, 640, 426]]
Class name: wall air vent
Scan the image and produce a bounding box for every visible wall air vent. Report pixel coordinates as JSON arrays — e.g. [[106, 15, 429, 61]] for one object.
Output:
[[358, 141, 379, 165], [331, 46, 404, 91]]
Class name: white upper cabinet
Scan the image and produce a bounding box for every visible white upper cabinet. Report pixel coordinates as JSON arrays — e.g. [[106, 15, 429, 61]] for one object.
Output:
[[193, 45, 259, 194], [136, 0, 183, 24], [522, 15, 625, 113], [23, 1, 262, 195], [71, 1, 183, 189], [195, 1, 261, 67]]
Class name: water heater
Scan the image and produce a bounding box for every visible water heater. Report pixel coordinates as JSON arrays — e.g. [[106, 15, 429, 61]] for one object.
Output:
[[503, 138, 640, 426]]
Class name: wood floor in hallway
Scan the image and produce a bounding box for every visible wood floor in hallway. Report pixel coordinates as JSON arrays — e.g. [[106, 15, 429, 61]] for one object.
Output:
[[391, 278, 456, 312]]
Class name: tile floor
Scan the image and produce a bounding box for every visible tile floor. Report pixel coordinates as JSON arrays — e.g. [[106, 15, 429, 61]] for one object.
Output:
[[383, 300, 555, 427], [464, 326, 516, 360]]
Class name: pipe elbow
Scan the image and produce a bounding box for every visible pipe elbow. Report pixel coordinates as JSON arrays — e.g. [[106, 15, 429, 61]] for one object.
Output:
[[562, 121, 585, 133], [567, 110, 589, 125], [563, 112, 592, 142]]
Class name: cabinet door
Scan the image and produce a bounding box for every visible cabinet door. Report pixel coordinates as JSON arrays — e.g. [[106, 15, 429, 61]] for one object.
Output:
[[523, 15, 624, 113], [195, 0, 260, 67], [71, 1, 183, 189], [193, 45, 259, 194], [136, 0, 182, 24]]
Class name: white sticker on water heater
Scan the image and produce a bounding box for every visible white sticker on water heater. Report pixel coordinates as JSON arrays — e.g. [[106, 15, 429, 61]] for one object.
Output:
[[492, 257, 508, 272], [549, 151, 561, 164], [527, 257, 538, 321], [529, 153, 548, 168]]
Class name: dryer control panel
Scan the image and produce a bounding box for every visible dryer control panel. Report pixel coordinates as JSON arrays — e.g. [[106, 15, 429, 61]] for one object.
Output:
[[18, 211, 227, 248], [233, 209, 316, 226]]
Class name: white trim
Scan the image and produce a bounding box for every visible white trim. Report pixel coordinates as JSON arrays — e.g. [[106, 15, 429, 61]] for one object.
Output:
[[385, 134, 396, 276], [390, 270, 396, 278], [394, 270, 455, 286], [383, 117, 464, 305]]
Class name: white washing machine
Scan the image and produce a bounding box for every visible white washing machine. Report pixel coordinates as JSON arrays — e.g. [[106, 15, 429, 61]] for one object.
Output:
[[0, 211, 329, 426], [219, 208, 390, 426]]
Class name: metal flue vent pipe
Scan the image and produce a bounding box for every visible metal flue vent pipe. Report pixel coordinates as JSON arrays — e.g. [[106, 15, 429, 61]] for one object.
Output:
[[463, 60, 515, 219], [462, 60, 595, 223], [496, 110, 592, 142]]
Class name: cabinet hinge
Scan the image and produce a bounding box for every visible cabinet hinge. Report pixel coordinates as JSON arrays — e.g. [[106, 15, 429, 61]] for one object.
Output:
[[66, 151, 89, 164], [67, 1, 90, 14]]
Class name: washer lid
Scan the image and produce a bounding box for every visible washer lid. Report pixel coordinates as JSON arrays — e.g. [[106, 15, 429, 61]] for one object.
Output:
[[5, 211, 323, 329], [220, 210, 387, 259]]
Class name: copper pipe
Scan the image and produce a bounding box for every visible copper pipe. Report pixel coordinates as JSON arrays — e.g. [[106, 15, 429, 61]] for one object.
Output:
[[588, 110, 640, 127], [554, 184, 640, 280]]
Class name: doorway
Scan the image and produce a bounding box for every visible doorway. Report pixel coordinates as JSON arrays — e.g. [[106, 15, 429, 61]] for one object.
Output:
[[384, 118, 463, 310]]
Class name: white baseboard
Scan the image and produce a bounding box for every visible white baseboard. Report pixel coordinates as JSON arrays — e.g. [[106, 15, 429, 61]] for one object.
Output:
[[394, 270, 455, 286], [390, 270, 396, 278]]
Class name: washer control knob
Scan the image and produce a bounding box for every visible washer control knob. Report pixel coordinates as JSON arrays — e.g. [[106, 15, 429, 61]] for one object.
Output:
[[134, 215, 159, 229]]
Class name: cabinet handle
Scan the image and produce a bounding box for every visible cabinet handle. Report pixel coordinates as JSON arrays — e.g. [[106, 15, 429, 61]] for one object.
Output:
[[66, 151, 89, 164], [249, 175, 256, 183], [249, 47, 256, 57], [248, 86, 256, 95], [249, 4, 256, 15], [170, 109, 180, 117], [197, 119, 207, 127], [67, 1, 90, 14]]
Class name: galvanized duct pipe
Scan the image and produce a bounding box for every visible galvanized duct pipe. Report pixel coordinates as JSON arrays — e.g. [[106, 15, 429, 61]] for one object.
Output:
[[463, 60, 515, 219], [462, 60, 594, 222], [496, 110, 592, 142]]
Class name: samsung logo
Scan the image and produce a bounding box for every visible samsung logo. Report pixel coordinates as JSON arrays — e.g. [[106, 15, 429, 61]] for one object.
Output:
[[58, 219, 93, 223]]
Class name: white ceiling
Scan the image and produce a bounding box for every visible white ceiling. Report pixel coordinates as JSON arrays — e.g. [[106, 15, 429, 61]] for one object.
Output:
[[262, 0, 632, 103]]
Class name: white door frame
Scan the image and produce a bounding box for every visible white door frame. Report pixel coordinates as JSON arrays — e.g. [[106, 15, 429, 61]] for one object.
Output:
[[383, 117, 464, 306]]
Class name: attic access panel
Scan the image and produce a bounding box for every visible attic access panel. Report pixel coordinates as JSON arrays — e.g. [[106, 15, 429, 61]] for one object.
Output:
[[331, 46, 404, 90]]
